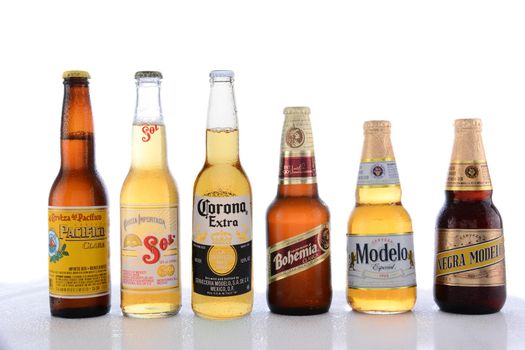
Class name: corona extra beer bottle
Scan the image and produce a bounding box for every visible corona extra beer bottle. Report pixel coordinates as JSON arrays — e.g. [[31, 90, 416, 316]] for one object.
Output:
[[120, 71, 181, 318], [48, 71, 110, 318], [266, 107, 332, 315], [434, 119, 506, 314], [192, 70, 253, 319], [347, 120, 416, 313]]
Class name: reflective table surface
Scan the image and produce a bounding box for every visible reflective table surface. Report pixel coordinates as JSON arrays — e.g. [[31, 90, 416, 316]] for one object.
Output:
[[1, 282, 524, 350]]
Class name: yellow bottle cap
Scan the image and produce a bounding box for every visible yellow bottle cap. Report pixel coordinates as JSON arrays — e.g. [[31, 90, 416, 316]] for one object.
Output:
[[62, 70, 91, 79]]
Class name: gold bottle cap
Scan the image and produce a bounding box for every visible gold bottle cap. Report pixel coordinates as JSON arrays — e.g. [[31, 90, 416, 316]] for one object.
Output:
[[455, 118, 482, 130], [283, 106, 310, 115], [63, 70, 91, 79], [364, 120, 391, 133]]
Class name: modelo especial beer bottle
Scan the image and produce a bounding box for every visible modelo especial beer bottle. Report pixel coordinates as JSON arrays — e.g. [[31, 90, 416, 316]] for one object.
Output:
[[434, 118, 506, 314], [48, 71, 110, 318]]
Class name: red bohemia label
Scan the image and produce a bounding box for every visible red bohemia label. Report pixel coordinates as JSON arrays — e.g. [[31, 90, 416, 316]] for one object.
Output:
[[268, 224, 330, 283], [279, 154, 317, 184]]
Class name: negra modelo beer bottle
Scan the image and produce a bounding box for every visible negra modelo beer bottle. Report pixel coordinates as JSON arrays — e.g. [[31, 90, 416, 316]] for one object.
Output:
[[266, 107, 332, 315], [192, 70, 253, 319], [435, 119, 506, 314], [48, 71, 110, 318]]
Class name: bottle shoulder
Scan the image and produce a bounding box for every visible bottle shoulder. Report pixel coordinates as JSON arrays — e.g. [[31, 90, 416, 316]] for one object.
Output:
[[49, 169, 107, 206], [267, 195, 329, 221], [120, 168, 178, 204], [348, 204, 413, 234], [194, 163, 251, 196], [437, 199, 502, 229]]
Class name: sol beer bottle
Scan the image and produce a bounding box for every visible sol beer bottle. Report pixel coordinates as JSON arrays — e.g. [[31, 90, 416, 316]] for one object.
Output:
[[120, 71, 181, 317], [192, 70, 253, 319], [266, 107, 332, 315], [48, 71, 110, 318], [347, 121, 416, 313], [434, 119, 506, 314]]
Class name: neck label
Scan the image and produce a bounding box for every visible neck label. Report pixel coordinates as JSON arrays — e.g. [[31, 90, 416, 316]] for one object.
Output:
[[357, 159, 400, 187], [446, 162, 492, 191]]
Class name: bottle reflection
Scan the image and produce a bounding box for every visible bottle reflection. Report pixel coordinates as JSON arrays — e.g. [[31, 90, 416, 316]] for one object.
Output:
[[264, 312, 334, 349], [345, 311, 417, 350], [49, 316, 112, 350], [434, 311, 507, 350], [192, 315, 253, 349]]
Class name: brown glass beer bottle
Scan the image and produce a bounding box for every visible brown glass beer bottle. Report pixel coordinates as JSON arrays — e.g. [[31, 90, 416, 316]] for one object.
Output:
[[266, 107, 332, 315], [48, 71, 110, 318], [434, 119, 506, 314]]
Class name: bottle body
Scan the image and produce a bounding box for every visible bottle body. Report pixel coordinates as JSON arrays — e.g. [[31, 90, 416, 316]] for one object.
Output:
[[434, 119, 506, 314], [192, 71, 253, 319], [48, 71, 110, 318], [120, 72, 181, 318], [266, 107, 332, 315], [347, 121, 416, 314]]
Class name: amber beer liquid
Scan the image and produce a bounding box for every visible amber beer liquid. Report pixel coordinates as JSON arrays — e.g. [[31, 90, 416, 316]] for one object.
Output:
[[434, 119, 506, 314], [48, 71, 110, 318], [120, 72, 181, 318], [347, 121, 416, 314], [266, 107, 332, 315], [192, 70, 252, 319]]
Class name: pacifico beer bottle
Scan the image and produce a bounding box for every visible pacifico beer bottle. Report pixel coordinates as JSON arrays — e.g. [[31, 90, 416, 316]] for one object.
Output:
[[120, 72, 181, 317], [192, 70, 253, 319], [347, 121, 416, 313], [48, 71, 110, 318], [266, 107, 332, 315], [434, 119, 506, 314]]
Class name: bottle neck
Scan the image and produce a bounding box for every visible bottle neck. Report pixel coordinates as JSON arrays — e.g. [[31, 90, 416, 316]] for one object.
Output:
[[356, 131, 401, 205], [132, 79, 166, 169], [206, 77, 239, 165], [446, 127, 492, 201], [278, 110, 317, 197], [60, 79, 95, 171]]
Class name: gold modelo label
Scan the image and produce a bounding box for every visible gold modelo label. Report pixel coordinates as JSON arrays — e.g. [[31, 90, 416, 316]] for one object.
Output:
[[48, 206, 109, 298], [446, 161, 492, 191], [268, 224, 330, 284], [435, 229, 505, 287]]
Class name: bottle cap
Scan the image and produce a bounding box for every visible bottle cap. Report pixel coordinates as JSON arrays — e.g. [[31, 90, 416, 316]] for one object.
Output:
[[210, 70, 235, 78], [283, 106, 310, 115], [63, 70, 90, 79], [364, 120, 391, 133], [135, 71, 163, 79], [455, 118, 482, 129]]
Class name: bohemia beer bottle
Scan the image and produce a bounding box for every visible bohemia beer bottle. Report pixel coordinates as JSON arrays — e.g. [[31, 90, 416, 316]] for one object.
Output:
[[48, 71, 110, 318], [347, 121, 416, 313], [192, 70, 253, 319], [435, 119, 506, 314], [266, 107, 332, 315], [120, 72, 181, 317]]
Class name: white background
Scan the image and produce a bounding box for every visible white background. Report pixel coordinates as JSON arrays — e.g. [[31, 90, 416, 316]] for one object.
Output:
[[1, 0, 524, 301]]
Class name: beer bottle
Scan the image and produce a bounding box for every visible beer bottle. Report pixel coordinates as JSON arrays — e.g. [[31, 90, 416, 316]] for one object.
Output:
[[266, 107, 332, 315], [48, 71, 110, 318], [192, 70, 253, 319], [435, 119, 506, 314], [347, 121, 416, 313], [120, 71, 181, 318]]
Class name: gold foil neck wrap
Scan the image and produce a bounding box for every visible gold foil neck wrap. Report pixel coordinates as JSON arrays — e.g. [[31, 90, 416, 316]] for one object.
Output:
[[455, 118, 482, 131], [361, 120, 395, 161], [280, 107, 314, 154]]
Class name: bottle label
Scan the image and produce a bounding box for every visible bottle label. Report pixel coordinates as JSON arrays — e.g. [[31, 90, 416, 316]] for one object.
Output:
[[192, 195, 252, 297], [347, 233, 416, 289], [48, 206, 109, 298], [435, 229, 505, 287], [121, 205, 179, 291], [357, 158, 400, 187], [268, 224, 330, 284], [140, 124, 160, 143], [446, 162, 492, 191], [279, 152, 317, 184]]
